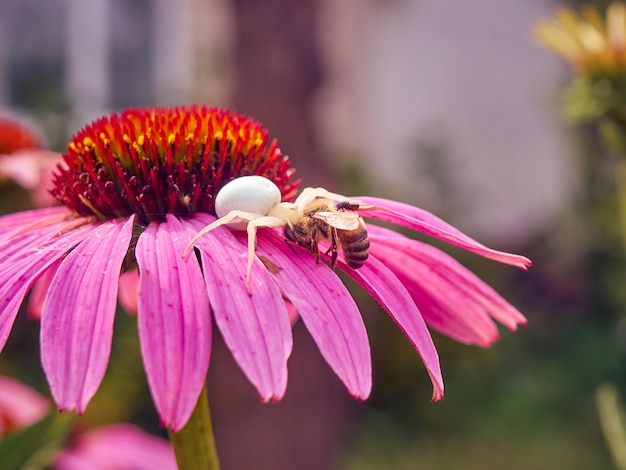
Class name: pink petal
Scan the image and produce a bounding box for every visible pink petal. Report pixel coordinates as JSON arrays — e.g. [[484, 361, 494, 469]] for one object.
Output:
[[41, 217, 134, 413], [368, 230, 497, 346], [118, 269, 139, 314], [0, 222, 92, 352], [53, 424, 177, 470], [284, 300, 300, 326], [0, 207, 69, 242], [368, 226, 527, 346], [185, 214, 291, 402], [339, 256, 445, 401], [135, 215, 211, 431], [255, 230, 372, 399], [0, 376, 50, 436], [0, 221, 68, 267], [357, 197, 532, 270]]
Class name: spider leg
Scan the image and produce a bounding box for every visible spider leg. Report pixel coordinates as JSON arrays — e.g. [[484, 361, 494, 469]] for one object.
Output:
[[244, 215, 287, 293], [183, 210, 263, 257]]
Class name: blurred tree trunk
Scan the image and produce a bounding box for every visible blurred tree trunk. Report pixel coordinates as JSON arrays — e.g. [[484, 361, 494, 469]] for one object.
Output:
[[208, 1, 358, 469], [230, 0, 329, 186]]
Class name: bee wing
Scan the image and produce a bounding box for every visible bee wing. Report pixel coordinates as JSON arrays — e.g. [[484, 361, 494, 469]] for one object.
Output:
[[312, 211, 361, 230]]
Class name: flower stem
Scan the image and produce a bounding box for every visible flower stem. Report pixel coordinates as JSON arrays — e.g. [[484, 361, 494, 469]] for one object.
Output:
[[168, 384, 220, 470]]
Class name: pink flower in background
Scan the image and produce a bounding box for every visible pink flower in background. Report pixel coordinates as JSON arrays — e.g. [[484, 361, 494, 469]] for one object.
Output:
[[0, 376, 50, 436], [54, 424, 176, 470], [0, 117, 61, 207], [0, 105, 530, 433]]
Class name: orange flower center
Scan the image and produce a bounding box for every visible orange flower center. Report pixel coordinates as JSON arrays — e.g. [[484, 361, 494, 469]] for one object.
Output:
[[51, 106, 299, 224]]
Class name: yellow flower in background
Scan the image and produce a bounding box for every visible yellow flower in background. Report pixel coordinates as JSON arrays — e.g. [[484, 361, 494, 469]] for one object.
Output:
[[535, 2, 626, 74], [534, 3, 626, 125], [535, 3, 626, 257]]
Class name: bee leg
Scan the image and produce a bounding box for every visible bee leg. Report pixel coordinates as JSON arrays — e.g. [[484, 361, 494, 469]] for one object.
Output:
[[306, 227, 321, 264], [329, 227, 338, 269], [322, 227, 339, 268], [311, 240, 321, 264], [320, 227, 338, 268]]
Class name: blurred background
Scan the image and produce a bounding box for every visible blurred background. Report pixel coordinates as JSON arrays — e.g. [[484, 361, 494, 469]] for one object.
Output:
[[0, 0, 624, 468]]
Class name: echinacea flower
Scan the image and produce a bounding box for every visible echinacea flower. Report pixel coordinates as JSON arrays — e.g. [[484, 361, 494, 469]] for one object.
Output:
[[0, 105, 530, 433], [0, 116, 61, 207]]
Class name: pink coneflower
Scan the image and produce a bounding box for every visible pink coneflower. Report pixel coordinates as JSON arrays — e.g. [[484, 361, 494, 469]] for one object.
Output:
[[54, 424, 177, 470], [0, 105, 530, 434], [0, 117, 61, 207]]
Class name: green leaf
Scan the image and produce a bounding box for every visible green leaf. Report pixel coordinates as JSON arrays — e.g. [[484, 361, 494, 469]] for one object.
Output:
[[0, 410, 76, 470]]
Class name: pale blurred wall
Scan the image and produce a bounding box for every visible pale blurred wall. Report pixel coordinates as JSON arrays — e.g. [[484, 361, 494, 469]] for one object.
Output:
[[316, 0, 572, 245], [0, 0, 572, 246], [0, 0, 233, 133]]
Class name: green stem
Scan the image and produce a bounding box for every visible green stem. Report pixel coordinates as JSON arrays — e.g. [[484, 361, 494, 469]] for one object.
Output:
[[168, 384, 220, 470]]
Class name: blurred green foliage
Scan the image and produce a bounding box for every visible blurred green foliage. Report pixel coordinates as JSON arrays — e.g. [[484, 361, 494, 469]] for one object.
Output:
[[0, 411, 75, 470]]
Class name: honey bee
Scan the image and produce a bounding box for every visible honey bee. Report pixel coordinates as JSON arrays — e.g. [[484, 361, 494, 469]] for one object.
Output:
[[284, 199, 370, 269]]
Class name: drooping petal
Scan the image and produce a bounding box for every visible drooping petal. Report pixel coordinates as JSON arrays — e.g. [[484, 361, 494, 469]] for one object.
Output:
[[357, 197, 532, 270], [185, 214, 291, 402], [53, 424, 177, 470], [41, 217, 134, 413], [368, 227, 497, 346], [255, 230, 372, 400], [369, 226, 526, 346], [339, 256, 444, 401], [135, 215, 211, 431], [0, 223, 92, 352], [394, 265, 499, 346], [0, 376, 50, 437]]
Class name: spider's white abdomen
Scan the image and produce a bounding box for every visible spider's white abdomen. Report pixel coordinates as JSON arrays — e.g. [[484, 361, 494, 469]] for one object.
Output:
[[215, 175, 282, 230]]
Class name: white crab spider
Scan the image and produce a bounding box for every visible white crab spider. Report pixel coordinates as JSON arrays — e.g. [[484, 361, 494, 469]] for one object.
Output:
[[183, 175, 366, 290]]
